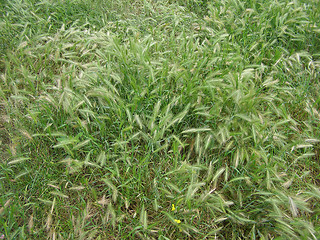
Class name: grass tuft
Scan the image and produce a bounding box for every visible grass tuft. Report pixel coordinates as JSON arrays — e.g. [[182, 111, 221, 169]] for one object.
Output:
[[1, 0, 320, 239]]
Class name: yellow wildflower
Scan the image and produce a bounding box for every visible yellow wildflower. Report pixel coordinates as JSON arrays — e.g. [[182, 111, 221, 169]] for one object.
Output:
[[174, 219, 181, 224], [171, 204, 176, 211]]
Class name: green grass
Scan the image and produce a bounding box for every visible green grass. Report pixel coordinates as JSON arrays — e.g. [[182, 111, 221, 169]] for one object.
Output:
[[1, 0, 320, 239]]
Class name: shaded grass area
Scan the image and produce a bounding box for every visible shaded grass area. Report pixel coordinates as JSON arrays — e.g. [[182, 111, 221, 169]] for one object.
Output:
[[1, 0, 320, 239]]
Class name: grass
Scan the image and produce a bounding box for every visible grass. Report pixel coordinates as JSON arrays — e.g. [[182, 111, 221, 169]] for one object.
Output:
[[0, 0, 320, 239]]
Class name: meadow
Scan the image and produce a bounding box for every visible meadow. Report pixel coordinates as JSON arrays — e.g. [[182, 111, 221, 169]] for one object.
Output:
[[0, 0, 320, 239]]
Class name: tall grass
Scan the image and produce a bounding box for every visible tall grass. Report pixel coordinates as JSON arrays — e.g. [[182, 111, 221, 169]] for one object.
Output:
[[1, 0, 320, 239]]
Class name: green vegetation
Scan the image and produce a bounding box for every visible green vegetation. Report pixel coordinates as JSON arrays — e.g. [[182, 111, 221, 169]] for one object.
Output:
[[1, 0, 320, 239]]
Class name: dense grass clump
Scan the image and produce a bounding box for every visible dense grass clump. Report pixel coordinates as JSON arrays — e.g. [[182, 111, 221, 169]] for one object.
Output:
[[1, 0, 320, 239]]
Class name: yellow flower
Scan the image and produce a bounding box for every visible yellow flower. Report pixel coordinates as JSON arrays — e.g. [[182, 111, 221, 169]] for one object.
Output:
[[171, 204, 176, 211], [174, 219, 181, 224]]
